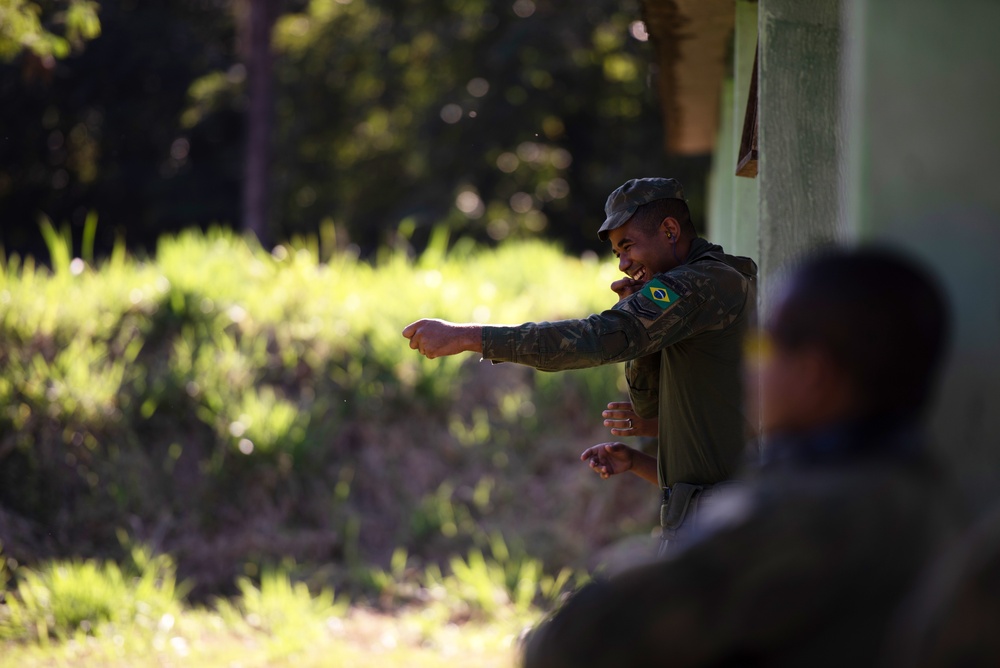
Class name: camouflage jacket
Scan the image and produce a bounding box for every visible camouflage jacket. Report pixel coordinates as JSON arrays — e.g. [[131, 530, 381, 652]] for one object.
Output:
[[523, 422, 965, 668], [481, 238, 757, 487]]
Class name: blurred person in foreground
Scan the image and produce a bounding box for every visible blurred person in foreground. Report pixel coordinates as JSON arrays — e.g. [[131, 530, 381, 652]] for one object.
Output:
[[882, 502, 1000, 667], [522, 246, 964, 668], [403, 178, 758, 553]]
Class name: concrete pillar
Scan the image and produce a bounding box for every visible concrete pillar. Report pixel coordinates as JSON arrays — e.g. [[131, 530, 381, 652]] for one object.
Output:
[[842, 0, 1000, 505], [758, 0, 847, 316]]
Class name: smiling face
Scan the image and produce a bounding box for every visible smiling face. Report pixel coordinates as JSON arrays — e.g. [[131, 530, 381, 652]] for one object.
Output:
[[607, 216, 680, 282]]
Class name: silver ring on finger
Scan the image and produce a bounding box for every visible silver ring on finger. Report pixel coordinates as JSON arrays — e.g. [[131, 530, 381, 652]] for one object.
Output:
[[626, 419, 633, 429]]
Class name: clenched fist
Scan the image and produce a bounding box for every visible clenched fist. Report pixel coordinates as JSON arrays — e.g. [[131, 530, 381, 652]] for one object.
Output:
[[402, 319, 483, 359]]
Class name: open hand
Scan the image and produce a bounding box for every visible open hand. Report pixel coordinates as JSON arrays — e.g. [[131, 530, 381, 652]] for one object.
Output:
[[602, 402, 658, 438], [581, 442, 634, 479]]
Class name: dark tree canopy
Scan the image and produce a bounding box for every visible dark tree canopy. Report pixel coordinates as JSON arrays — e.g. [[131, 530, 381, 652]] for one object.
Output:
[[0, 0, 710, 260]]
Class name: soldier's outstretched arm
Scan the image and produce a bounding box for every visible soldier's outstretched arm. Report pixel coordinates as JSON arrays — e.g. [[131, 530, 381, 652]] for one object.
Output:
[[403, 318, 483, 359]]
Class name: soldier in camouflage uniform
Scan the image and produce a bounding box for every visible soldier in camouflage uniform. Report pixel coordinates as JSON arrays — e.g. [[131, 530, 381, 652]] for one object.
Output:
[[403, 177, 758, 552], [521, 247, 963, 668]]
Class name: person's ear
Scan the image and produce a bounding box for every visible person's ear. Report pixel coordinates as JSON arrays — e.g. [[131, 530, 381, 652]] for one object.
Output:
[[659, 217, 682, 242]]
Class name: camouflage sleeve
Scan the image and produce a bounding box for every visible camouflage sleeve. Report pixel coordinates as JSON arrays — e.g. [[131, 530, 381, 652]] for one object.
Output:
[[625, 355, 659, 419], [480, 310, 648, 371], [613, 262, 750, 351], [481, 262, 750, 372]]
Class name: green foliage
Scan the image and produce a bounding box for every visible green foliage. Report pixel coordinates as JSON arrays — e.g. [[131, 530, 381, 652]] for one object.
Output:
[[0, 544, 185, 642], [0, 0, 708, 259], [412, 482, 475, 540], [361, 533, 582, 623], [425, 532, 579, 619], [0, 546, 539, 667], [267, 0, 673, 250], [216, 563, 347, 660], [0, 228, 632, 595], [361, 547, 414, 603], [0, 0, 100, 62]]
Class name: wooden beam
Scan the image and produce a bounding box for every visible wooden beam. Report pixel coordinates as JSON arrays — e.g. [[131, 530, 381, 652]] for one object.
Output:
[[736, 44, 759, 177], [641, 0, 735, 155]]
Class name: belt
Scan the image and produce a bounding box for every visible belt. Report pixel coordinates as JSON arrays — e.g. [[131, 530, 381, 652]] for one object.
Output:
[[661, 482, 719, 503], [660, 482, 706, 531]]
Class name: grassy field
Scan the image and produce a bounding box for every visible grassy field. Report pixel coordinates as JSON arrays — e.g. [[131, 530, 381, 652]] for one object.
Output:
[[0, 522, 558, 666], [1, 582, 536, 668], [0, 512, 572, 668], [1, 569, 536, 668], [0, 225, 660, 665]]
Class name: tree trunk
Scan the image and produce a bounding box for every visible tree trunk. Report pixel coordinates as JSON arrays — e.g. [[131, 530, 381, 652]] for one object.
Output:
[[241, 0, 275, 246]]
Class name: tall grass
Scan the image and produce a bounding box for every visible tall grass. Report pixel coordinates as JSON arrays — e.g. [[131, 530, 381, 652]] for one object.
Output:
[[0, 225, 652, 667], [0, 543, 186, 643], [215, 562, 348, 661], [0, 226, 641, 607], [0, 534, 574, 667], [1, 224, 620, 436]]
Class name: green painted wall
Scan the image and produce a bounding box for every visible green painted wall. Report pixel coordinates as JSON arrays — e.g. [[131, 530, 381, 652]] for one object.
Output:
[[842, 0, 1000, 503], [706, 0, 759, 262], [704, 0, 999, 495], [707, 79, 737, 250]]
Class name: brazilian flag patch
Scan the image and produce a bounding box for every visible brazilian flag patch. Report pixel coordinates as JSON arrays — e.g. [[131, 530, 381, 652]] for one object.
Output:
[[641, 278, 680, 310]]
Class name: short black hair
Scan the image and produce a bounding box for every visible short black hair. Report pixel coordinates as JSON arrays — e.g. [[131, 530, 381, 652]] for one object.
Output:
[[769, 246, 951, 420], [631, 198, 698, 238]]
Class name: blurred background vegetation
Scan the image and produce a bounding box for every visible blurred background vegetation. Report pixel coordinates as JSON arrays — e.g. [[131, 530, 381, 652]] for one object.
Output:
[[0, 228, 659, 666], [0, 0, 707, 663], [0, 0, 709, 257], [0, 225, 655, 584]]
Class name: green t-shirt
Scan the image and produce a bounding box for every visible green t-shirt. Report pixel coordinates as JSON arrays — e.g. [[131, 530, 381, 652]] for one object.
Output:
[[481, 238, 757, 487]]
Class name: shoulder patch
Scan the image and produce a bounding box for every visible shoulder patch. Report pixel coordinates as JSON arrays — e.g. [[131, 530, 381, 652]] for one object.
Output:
[[615, 274, 695, 331], [641, 278, 681, 310]]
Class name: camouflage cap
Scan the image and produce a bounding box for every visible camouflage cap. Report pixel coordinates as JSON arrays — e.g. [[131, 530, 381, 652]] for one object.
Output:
[[598, 177, 686, 241]]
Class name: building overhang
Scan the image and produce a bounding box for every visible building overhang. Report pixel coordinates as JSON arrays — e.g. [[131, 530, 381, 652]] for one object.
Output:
[[641, 0, 735, 155]]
